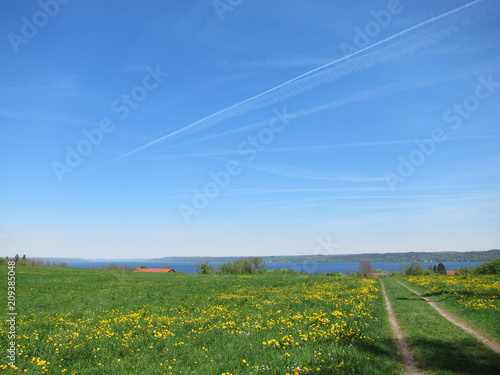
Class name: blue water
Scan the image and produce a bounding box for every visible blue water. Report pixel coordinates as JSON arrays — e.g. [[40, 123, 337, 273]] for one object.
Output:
[[64, 261, 484, 275]]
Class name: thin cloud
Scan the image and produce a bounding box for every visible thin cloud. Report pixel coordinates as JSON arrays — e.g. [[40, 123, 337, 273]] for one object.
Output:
[[241, 164, 393, 183], [133, 184, 500, 207], [153, 73, 449, 151], [233, 191, 500, 215], [338, 175, 387, 183], [136, 187, 387, 195], [102, 0, 485, 165], [242, 164, 338, 181], [149, 70, 499, 152], [0, 107, 27, 120], [128, 134, 500, 161], [236, 57, 335, 69], [0, 107, 95, 127]]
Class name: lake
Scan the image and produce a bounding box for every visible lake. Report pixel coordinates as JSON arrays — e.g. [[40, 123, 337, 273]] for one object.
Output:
[[64, 261, 484, 274]]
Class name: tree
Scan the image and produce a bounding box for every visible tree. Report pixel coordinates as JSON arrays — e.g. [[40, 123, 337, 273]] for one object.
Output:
[[437, 263, 447, 275], [196, 262, 213, 274], [359, 261, 373, 277], [139, 265, 148, 269], [456, 266, 471, 276], [326, 272, 343, 277], [216, 257, 267, 275], [17, 255, 27, 266], [475, 258, 500, 274], [406, 261, 424, 275], [247, 257, 267, 273]]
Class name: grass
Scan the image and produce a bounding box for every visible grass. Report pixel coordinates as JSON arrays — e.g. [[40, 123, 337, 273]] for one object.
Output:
[[381, 277, 500, 375], [2, 266, 498, 374], [0, 267, 403, 375], [399, 275, 500, 342]]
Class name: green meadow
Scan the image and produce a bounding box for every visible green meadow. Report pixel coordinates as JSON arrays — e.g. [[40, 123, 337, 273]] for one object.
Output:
[[0, 267, 499, 374]]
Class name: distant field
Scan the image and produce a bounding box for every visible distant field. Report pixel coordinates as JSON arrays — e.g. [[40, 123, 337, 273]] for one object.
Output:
[[0, 267, 401, 375], [0, 268, 499, 374]]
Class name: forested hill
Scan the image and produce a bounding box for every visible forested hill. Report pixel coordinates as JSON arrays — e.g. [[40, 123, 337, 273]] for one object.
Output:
[[156, 249, 499, 263]]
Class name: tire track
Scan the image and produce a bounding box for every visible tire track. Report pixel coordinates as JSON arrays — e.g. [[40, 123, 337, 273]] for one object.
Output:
[[396, 280, 500, 355], [379, 279, 423, 375]]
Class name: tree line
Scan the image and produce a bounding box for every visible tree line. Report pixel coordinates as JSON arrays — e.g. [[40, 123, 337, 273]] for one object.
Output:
[[356, 259, 500, 276], [5, 254, 499, 276], [1, 255, 136, 271], [1, 255, 69, 268], [195, 257, 500, 276], [160, 249, 500, 264], [196, 257, 268, 275]]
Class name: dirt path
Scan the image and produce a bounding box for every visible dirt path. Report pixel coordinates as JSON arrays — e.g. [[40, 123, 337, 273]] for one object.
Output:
[[396, 280, 500, 355], [379, 279, 423, 375]]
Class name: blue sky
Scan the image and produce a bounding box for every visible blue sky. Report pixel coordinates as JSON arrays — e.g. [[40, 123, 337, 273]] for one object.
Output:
[[1, 0, 499, 259]]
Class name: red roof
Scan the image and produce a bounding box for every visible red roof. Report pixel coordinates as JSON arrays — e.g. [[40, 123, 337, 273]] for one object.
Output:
[[446, 270, 456, 275], [134, 268, 172, 273]]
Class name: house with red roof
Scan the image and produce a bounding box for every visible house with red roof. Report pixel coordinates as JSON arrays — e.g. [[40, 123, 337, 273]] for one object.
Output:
[[134, 268, 173, 273]]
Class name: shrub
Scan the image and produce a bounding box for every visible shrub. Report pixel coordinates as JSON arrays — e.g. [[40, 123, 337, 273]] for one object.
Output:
[[475, 258, 500, 274]]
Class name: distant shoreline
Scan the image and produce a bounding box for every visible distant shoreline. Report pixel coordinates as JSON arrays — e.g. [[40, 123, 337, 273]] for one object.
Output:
[[22, 249, 499, 265], [154, 249, 499, 264]]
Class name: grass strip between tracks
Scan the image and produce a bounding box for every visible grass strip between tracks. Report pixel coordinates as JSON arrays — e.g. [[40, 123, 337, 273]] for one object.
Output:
[[382, 278, 500, 375]]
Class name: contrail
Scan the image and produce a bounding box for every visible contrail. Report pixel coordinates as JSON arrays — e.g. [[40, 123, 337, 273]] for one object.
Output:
[[159, 73, 447, 150], [105, 0, 483, 164]]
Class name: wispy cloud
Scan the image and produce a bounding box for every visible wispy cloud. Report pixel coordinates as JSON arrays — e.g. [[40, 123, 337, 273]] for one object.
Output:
[[234, 57, 334, 69], [101, 0, 486, 164], [242, 163, 337, 181], [0, 107, 27, 120], [152, 73, 453, 151], [0, 75, 82, 98], [338, 175, 387, 183], [224, 191, 500, 217], [240, 163, 387, 184], [138, 185, 500, 197], [127, 134, 500, 161], [0, 107, 94, 127]]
